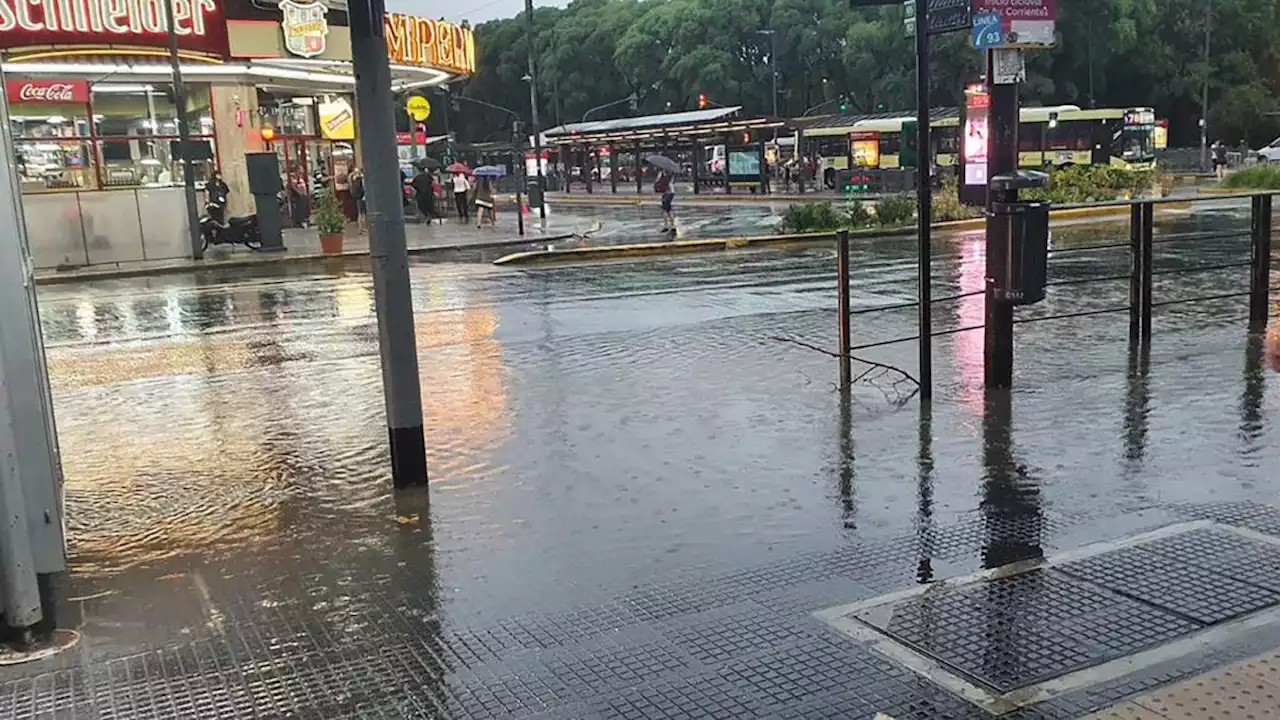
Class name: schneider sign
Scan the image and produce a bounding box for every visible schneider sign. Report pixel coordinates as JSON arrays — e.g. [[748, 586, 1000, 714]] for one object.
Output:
[[0, 0, 229, 55]]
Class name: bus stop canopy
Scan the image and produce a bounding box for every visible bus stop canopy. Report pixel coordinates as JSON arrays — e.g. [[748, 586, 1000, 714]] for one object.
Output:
[[543, 107, 787, 146]]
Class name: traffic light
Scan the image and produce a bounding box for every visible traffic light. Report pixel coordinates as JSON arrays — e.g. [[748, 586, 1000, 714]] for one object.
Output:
[[698, 93, 708, 110], [839, 94, 849, 114]]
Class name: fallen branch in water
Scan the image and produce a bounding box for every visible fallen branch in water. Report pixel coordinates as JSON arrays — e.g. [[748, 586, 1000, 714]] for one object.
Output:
[[768, 335, 920, 406]]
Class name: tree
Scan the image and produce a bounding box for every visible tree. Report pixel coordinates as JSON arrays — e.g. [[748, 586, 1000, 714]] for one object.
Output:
[[454, 0, 1280, 148]]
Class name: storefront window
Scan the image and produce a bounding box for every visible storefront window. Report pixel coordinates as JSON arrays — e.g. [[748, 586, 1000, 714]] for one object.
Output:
[[11, 81, 217, 193]]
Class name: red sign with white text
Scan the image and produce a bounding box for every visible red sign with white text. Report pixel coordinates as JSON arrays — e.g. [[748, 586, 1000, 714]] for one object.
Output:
[[7, 79, 89, 104], [0, 0, 229, 57]]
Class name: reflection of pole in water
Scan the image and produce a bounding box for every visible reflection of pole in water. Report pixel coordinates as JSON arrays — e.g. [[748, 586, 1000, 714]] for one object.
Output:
[[915, 405, 935, 584], [1240, 334, 1266, 458], [1122, 339, 1151, 473], [837, 388, 856, 528], [980, 390, 1043, 570]]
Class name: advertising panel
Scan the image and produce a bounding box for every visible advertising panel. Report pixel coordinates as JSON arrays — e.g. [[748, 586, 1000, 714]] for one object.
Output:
[[0, 0, 230, 57]]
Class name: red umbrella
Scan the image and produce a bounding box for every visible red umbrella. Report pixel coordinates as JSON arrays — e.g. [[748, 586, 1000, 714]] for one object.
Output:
[[446, 162, 470, 174]]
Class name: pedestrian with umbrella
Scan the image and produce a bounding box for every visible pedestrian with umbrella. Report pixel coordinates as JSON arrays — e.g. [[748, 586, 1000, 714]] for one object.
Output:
[[411, 163, 439, 223], [447, 161, 471, 222], [646, 154, 680, 234], [472, 165, 505, 229]]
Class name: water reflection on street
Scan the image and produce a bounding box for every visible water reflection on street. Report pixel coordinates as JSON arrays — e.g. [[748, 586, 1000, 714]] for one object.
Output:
[[34, 203, 1280, 630]]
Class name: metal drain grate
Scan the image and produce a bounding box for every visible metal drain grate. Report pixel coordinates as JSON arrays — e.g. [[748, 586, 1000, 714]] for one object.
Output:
[[817, 521, 1280, 715]]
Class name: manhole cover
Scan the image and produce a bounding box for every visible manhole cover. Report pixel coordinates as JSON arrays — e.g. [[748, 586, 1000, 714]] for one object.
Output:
[[817, 521, 1280, 715]]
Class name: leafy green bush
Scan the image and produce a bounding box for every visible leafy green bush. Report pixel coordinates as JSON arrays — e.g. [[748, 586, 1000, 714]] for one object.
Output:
[[1022, 165, 1155, 204], [777, 201, 844, 233], [874, 194, 915, 226], [312, 191, 347, 234], [844, 200, 872, 228], [933, 177, 982, 222], [1222, 164, 1280, 189]]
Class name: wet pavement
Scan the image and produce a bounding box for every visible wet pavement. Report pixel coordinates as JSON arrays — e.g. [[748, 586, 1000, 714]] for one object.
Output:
[[3, 200, 1280, 718]]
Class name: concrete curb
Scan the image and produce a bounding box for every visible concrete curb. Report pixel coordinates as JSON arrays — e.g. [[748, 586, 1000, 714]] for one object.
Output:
[[493, 203, 1194, 266], [493, 228, 912, 266], [34, 233, 574, 286]]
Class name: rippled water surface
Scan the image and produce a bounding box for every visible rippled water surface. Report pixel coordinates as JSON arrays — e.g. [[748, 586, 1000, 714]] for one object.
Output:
[[35, 202, 1280, 625]]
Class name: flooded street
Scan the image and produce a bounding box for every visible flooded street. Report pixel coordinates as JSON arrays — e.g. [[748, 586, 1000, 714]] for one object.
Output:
[[10, 202, 1280, 718]]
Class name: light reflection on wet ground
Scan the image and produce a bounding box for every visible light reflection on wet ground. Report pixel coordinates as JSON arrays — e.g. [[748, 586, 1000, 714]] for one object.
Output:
[[25, 202, 1280, 653]]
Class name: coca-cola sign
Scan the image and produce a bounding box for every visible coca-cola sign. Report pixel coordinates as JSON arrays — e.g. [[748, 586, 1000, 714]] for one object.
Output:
[[0, 0, 229, 57], [6, 80, 89, 104]]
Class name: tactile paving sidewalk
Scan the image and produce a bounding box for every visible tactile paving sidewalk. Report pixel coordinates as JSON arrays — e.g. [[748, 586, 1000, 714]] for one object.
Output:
[[7, 501, 1280, 718]]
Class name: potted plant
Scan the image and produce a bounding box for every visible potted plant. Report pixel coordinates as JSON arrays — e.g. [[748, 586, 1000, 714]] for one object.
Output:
[[312, 191, 346, 254]]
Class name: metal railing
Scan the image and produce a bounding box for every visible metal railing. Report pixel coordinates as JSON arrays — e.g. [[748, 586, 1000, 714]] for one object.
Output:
[[832, 192, 1276, 396]]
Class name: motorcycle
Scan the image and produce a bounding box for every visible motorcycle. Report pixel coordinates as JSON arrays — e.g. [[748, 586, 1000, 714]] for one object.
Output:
[[199, 192, 262, 251]]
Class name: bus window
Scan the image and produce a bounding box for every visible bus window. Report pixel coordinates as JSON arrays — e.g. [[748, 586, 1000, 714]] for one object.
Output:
[[935, 126, 960, 155], [1018, 122, 1041, 152], [815, 138, 849, 159], [879, 132, 901, 157], [1053, 121, 1093, 151], [1117, 125, 1155, 162]]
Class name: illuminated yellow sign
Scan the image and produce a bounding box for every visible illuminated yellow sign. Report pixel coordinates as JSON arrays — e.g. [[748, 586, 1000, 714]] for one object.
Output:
[[319, 98, 355, 140], [384, 14, 475, 76]]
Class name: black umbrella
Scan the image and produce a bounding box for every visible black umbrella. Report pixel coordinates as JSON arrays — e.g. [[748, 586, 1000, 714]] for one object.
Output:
[[413, 156, 442, 170], [644, 154, 680, 173]]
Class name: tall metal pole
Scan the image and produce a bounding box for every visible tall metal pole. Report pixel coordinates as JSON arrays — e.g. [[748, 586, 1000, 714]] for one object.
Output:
[[406, 95, 418, 163], [524, 0, 546, 220], [1200, 0, 1212, 170], [914, 0, 932, 401], [164, 0, 201, 260], [770, 31, 778, 117], [984, 50, 1018, 390], [350, 0, 428, 489]]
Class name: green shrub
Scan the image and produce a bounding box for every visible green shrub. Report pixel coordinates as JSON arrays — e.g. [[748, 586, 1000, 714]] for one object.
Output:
[[312, 191, 346, 234], [933, 177, 982, 222], [844, 200, 872, 228], [874, 194, 916, 226], [1222, 164, 1280, 189], [777, 201, 844, 233], [1022, 165, 1155, 204]]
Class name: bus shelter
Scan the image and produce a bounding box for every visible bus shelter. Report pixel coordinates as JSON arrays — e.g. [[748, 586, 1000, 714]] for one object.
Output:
[[541, 108, 790, 195]]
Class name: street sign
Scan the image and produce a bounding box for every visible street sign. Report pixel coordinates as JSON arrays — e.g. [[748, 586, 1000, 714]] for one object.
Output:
[[970, 0, 1056, 48], [905, 0, 972, 38], [972, 12, 1003, 48], [406, 95, 431, 122], [927, 0, 972, 34], [990, 48, 1025, 84]]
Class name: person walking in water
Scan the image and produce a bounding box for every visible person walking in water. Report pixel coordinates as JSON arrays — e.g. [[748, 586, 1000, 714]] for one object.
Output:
[[451, 171, 471, 221], [1212, 140, 1228, 181], [654, 170, 675, 233]]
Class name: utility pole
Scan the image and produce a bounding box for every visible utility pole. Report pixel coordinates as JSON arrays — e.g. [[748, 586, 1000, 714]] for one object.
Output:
[[163, 0, 201, 260], [913, 0, 932, 400], [524, 0, 546, 220], [0, 77, 67, 641], [984, 49, 1019, 390], [757, 29, 778, 117], [349, 0, 428, 489], [1199, 0, 1212, 170]]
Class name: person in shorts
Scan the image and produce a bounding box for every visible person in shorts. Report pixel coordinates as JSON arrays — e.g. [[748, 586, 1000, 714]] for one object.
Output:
[[654, 171, 675, 232], [1212, 141, 1228, 181]]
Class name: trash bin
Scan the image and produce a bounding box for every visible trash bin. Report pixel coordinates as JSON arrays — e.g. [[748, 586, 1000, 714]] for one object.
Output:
[[989, 170, 1051, 305], [526, 180, 544, 209]]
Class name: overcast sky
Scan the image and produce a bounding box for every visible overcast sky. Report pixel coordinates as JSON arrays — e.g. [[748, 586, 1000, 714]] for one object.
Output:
[[387, 0, 568, 25]]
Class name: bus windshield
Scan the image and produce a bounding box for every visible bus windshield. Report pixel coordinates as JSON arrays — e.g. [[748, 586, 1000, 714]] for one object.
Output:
[[1118, 126, 1155, 162]]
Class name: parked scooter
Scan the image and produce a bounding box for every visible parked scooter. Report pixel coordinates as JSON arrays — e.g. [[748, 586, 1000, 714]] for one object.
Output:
[[199, 185, 263, 251]]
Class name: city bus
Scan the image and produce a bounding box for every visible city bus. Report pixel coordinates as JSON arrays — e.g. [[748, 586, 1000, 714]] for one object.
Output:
[[802, 105, 1158, 186]]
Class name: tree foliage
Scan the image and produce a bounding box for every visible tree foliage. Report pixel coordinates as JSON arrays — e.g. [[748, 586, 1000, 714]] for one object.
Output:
[[445, 0, 1280, 148]]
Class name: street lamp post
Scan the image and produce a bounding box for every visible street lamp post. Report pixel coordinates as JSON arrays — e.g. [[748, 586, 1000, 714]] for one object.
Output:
[[757, 29, 778, 117], [523, 0, 546, 220], [163, 0, 201, 260], [1200, 0, 1212, 170]]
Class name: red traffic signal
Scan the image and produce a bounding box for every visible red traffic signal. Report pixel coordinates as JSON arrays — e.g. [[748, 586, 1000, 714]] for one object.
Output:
[[698, 93, 708, 110], [742, 131, 751, 145]]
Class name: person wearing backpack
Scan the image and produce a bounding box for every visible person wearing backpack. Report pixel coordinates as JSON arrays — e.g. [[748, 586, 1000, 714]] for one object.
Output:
[[654, 170, 675, 233]]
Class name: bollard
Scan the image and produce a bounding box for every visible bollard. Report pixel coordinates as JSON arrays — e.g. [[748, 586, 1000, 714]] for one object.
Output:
[[1139, 202, 1154, 342], [1128, 203, 1144, 345], [1250, 194, 1272, 333], [837, 230, 852, 389]]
